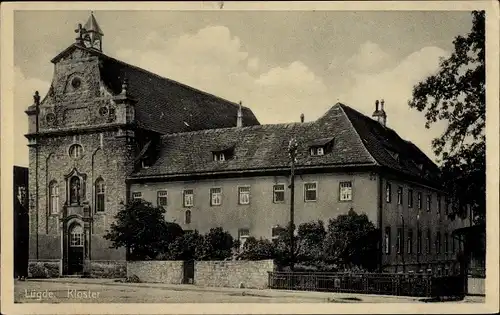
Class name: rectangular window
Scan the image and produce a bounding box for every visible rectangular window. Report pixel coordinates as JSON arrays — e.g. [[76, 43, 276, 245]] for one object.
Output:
[[157, 190, 168, 207], [437, 194, 441, 214], [436, 232, 441, 254], [238, 186, 250, 205], [397, 187, 403, 205], [384, 227, 391, 254], [183, 189, 194, 207], [445, 197, 449, 215], [452, 235, 456, 254], [238, 228, 250, 248], [132, 192, 142, 200], [304, 183, 317, 202], [210, 188, 222, 206], [273, 184, 285, 203], [339, 181, 352, 201], [272, 226, 284, 240], [386, 182, 391, 203], [444, 233, 449, 253], [417, 229, 422, 254], [407, 229, 413, 254], [417, 192, 422, 209], [426, 195, 431, 212], [397, 228, 403, 254], [426, 229, 432, 254], [408, 189, 413, 208], [317, 147, 324, 156]]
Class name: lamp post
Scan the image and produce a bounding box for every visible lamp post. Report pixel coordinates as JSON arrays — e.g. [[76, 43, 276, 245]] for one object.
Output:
[[288, 138, 298, 271], [417, 212, 420, 270], [34, 91, 40, 260]]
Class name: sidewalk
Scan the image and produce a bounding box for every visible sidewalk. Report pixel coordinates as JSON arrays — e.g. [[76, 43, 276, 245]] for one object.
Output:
[[25, 277, 483, 303]]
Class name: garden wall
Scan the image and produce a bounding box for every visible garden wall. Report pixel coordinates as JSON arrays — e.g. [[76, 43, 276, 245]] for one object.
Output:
[[127, 261, 184, 284], [90, 260, 127, 278], [194, 260, 274, 289]]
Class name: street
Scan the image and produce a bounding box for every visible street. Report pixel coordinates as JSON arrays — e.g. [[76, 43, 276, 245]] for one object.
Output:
[[13, 278, 485, 304]]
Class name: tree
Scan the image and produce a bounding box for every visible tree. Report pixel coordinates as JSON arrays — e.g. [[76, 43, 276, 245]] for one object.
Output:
[[323, 209, 378, 270], [161, 230, 204, 261], [103, 200, 183, 260], [296, 220, 326, 264], [408, 11, 485, 224], [196, 227, 235, 260], [237, 237, 275, 260]]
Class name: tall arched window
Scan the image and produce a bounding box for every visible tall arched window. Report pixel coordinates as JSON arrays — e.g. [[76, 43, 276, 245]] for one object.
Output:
[[185, 210, 191, 224], [49, 181, 59, 214], [95, 178, 105, 213], [69, 176, 81, 205]]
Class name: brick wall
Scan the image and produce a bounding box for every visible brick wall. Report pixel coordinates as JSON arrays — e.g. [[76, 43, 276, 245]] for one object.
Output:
[[127, 261, 184, 284], [194, 260, 274, 289]]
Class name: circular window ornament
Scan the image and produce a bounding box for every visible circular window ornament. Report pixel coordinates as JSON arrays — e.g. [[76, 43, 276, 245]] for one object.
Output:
[[71, 77, 82, 89], [46, 113, 56, 124], [99, 106, 109, 117], [69, 144, 83, 159]]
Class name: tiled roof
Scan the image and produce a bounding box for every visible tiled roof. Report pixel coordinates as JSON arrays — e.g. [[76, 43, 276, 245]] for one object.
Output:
[[130, 103, 441, 186], [53, 44, 260, 134]]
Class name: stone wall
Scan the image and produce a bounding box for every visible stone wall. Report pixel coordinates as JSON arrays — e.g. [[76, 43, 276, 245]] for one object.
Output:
[[194, 260, 274, 289], [28, 260, 61, 278], [90, 260, 126, 278], [127, 261, 184, 284], [468, 277, 485, 296]]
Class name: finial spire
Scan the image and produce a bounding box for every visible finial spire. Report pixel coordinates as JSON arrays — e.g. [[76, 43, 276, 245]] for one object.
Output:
[[33, 91, 40, 105], [237, 101, 243, 127], [121, 78, 128, 95], [80, 11, 104, 51]]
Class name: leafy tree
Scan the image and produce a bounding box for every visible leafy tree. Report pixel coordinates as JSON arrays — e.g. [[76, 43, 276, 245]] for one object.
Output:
[[408, 11, 485, 224], [197, 227, 234, 260], [323, 209, 377, 270], [296, 220, 326, 264], [237, 237, 275, 260], [160, 230, 204, 260], [103, 200, 183, 260]]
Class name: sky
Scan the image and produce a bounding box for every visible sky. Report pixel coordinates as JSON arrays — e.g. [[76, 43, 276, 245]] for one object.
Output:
[[13, 8, 474, 167]]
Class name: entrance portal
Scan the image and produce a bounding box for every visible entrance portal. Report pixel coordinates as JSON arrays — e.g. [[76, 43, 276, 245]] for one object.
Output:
[[68, 224, 84, 275]]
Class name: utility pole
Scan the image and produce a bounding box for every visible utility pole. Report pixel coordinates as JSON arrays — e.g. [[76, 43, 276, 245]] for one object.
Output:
[[417, 211, 420, 270], [288, 138, 298, 271], [34, 91, 40, 260]]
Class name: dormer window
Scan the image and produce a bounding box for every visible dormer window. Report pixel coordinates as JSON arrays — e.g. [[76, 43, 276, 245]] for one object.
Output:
[[212, 147, 234, 161], [309, 137, 334, 156]]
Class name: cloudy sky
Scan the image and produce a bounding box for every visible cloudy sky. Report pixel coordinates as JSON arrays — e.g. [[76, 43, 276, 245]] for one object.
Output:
[[13, 8, 474, 167]]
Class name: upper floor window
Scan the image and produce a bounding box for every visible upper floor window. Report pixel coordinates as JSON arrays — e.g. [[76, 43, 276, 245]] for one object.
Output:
[[310, 146, 324, 156], [407, 229, 413, 254], [213, 152, 226, 161], [417, 229, 422, 254], [69, 144, 83, 159], [304, 182, 317, 202], [339, 181, 352, 201], [436, 232, 441, 254], [238, 228, 250, 248], [49, 180, 59, 215], [417, 192, 422, 209], [408, 189, 413, 208], [157, 190, 168, 207], [426, 195, 432, 212], [384, 226, 391, 254], [212, 148, 234, 161], [95, 178, 105, 213], [273, 184, 285, 203], [210, 188, 222, 206], [132, 192, 142, 200], [444, 233, 449, 253], [308, 138, 334, 156], [238, 186, 250, 205], [426, 229, 432, 254], [385, 182, 392, 203], [183, 189, 194, 207], [397, 186, 403, 205]]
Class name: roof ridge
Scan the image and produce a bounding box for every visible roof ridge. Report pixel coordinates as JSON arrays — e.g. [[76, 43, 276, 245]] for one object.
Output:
[[338, 104, 379, 166], [160, 121, 314, 138]]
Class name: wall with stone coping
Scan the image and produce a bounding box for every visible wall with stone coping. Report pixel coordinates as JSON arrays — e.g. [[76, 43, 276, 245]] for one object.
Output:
[[127, 261, 184, 284], [90, 260, 127, 278], [194, 260, 274, 289]]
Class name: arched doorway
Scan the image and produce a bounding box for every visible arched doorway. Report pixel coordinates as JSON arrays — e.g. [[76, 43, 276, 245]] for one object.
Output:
[[68, 223, 84, 274]]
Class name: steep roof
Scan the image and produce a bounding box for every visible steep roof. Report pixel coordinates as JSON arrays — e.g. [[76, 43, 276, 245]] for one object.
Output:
[[130, 103, 441, 186], [52, 44, 260, 134]]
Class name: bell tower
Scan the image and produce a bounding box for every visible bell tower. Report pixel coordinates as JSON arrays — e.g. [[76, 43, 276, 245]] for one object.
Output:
[[75, 11, 104, 51]]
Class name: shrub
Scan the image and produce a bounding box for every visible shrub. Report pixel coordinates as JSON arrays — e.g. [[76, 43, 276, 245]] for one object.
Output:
[[28, 263, 48, 278], [126, 274, 141, 283]]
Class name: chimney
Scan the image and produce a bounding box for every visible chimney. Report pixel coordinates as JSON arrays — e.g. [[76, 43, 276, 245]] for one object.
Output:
[[375, 99, 379, 111], [381, 99, 385, 111], [237, 101, 243, 127], [300, 113, 304, 123], [372, 99, 387, 127]]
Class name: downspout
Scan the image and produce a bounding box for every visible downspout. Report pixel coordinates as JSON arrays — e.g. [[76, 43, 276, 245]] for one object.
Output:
[[377, 171, 383, 272]]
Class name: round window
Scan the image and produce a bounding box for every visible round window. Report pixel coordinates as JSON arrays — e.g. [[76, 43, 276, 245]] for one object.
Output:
[[99, 106, 109, 116], [71, 77, 81, 89], [46, 113, 56, 124], [69, 144, 83, 159]]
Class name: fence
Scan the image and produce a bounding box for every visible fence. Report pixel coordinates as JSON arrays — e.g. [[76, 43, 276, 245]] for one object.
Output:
[[268, 272, 465, 297]]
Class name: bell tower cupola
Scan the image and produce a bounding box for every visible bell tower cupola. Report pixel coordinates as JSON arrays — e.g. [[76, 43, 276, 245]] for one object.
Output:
[[75, 11, 104, 52]]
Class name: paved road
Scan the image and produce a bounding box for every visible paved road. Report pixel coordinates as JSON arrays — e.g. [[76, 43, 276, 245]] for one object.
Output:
[[13, 279, 485, 304]]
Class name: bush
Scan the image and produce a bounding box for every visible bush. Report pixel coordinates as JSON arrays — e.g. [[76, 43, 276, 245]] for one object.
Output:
[[126, 274, 141, 283], [28, 263, 48, 278]]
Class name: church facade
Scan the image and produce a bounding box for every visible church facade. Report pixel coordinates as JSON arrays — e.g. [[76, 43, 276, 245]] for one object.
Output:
[[26, 13, 468, 276]]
